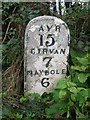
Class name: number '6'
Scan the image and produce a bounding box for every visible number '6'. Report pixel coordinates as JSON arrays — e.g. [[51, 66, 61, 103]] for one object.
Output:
[[41, 78, 50, 88]]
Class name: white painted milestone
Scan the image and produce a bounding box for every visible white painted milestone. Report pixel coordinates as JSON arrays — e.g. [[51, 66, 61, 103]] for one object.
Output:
[[24, 16, 70, 95]]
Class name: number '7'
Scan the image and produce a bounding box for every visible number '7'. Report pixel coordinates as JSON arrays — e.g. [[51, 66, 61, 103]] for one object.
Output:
[[43, 57, 52, 68]]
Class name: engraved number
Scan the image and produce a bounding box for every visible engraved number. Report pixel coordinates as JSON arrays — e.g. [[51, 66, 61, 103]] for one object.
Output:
[[43, 57, 52, 68], [41, 78, 50, 88], [39, 34, 55, 47]]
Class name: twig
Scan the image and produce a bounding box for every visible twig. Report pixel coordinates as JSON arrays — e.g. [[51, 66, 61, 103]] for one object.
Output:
[[18, 25, 22, 39], [4, 56, 23, 94], [81, 16, 88, 33], [2, 7, 16, 44]]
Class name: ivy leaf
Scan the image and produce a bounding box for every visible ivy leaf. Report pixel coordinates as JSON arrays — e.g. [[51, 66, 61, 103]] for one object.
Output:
[[67, 81, 76, 87], [71, 66, 87, 72], [19, 96, 28, 103], [78, 73, 89, 83], [45, 104, 58, 115], [76, 109, 87, 118], [68, 87, 77, 94], [59, 90, 67, 99], [67, 107, 70, 118], [77, 89, 88, 107], [77, 87, 86, 92], [16, 113, 23, 120], [52, 90, 59, 101], [76, 57, 89, 65], [24, 92, 31, 97], [56, 80, 67, 89], [71, 94, 76, 102]]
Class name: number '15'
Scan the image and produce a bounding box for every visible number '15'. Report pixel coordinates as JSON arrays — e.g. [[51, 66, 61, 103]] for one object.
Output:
[[39, 34, 55, 47]]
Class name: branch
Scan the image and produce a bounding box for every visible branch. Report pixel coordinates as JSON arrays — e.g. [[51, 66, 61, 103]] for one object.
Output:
[[2, 7, 16, 44]]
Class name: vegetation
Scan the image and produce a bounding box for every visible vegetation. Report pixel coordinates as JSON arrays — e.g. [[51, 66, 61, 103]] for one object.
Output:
[[1, 2, 90, 120]]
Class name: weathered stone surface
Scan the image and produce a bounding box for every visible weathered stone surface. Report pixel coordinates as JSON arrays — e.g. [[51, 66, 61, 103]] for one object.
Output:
[[24, 16, 70, 95]]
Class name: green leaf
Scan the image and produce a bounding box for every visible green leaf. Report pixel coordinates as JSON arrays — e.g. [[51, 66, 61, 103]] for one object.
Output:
[[77, 89, 88, 107], [78, 73, 88, 83], [56, 80, 67, 89], [77, 41, 84, 48], [71, 66, 87, 72], [59, 90, 67, 99], [76, 57, 89, 65], [71, 94, 76, 102], [68, 87, 77, 94], [77, 87, 86, 92], [52, 90, 59, 101], [67, 81, 76, 87], [19, 96, 28, 103], [67, 107, 70, 118], [76, 109, 87, 118], [78, 89, 88, 99], [24, 92, 31, 97], [30, 93, 40, 99], [45, 104, 58, 115], [16, 113, 23, 120]]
